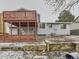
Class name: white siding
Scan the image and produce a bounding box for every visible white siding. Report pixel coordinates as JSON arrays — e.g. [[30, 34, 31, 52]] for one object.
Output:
[[5, 22, 70, 36], [70, 22, 79, 30], [38, 23, 70, 35], [56, 24, 70, 35], [4, 22, 10, 34]]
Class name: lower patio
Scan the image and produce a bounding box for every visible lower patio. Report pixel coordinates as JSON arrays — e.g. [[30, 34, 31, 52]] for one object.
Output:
[[0, 20, 37, 42]]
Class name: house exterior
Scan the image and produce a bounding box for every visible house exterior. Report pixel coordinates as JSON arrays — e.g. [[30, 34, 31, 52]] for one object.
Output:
[[38, 22, 71, 36], [70, 16, 79, 35], [0, 8, 38, 42], [0, 8, 77, 42]]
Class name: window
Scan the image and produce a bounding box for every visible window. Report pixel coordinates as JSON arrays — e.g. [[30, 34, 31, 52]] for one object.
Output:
[[9, 22, 19, 35], [61, 24, 66, 29], [47, 24, 52, 28], [10, 27, 18, 35], [40, 23, 45, 28], [29, 27, 35, 33], [20, 27, 28, 35]]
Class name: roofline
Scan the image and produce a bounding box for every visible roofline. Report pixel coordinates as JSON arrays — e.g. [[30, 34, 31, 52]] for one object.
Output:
[[3, 8, 36, 12], [40, 22, 72, 24], [73, 16, 79, 22], [3, 10, 36, 12]]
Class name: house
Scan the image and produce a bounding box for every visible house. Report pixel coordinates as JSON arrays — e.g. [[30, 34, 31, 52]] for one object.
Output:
[[38, 22, 71, 36], [0, 8, 76, 42], [70, 16, 79, 35], [0, 8, 39, 42]]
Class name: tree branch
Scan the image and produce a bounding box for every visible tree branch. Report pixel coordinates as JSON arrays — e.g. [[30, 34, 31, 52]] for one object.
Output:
[[44, 0, 79, 13]]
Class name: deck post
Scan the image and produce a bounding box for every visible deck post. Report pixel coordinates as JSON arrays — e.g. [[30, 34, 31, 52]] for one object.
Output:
[[3, 20, 5, 41], [35, 22, 37, 41], [11, 22, 12, 38], [35, 22, 36, 34], [27, 21, 29, 34], [19, 21, 21, 41]]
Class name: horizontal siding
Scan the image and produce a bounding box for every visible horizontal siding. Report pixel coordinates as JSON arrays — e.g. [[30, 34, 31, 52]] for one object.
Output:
[[0, 14, 3, 33]]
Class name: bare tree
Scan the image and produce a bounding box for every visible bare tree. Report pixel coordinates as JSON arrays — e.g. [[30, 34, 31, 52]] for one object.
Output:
[[44, 0, 79, 13]]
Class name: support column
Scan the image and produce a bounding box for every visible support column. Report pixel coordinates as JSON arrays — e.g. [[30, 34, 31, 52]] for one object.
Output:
[[35, 22, 37, 41], [34, 22, 36, 35], [11, 22, 12, 36], [19, 21, 21, 35], [27, 21, 29, 34], [10, 22, 12, 42], [19, 22, 21, 41], [3, 21, 5, 41]]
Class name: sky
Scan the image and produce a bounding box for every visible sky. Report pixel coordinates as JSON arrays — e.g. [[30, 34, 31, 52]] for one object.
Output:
[[0, 0, 79, 22]]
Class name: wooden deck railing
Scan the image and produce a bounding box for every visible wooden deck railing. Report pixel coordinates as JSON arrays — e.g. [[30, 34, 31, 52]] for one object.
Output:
[[0, 34, 36, 42]]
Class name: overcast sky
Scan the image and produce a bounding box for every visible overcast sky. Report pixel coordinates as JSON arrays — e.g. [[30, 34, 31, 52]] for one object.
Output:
[[0, 0, 79, 22]]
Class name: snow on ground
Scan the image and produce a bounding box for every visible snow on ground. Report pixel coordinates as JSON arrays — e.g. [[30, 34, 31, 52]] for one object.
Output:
[[0, 51, 25, 59], [0, 51, 78, 59]]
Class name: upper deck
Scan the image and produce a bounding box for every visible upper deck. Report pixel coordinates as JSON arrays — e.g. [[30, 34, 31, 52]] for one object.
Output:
[[3, 9, 37, 22]]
